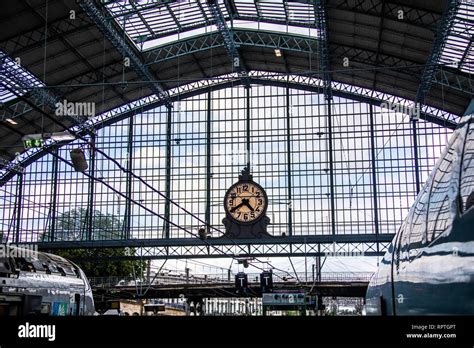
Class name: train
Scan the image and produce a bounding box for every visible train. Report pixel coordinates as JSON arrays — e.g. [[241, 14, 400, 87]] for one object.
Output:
[[0, 244, 95, 316], [365, 113, 474, 315]]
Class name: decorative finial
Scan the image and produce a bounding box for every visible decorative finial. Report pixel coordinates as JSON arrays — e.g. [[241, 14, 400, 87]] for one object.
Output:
[[239, 166, 252, 182]]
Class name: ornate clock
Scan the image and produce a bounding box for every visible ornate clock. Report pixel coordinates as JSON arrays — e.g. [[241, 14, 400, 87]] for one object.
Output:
[[224, 181, 268, 224], [221, 167, 271, 239]]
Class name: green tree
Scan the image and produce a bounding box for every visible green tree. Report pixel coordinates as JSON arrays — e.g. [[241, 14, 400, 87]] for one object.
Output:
[[54, 247, 145, 278], [44, 208, 145, 278], [50, 207, 122, 242]]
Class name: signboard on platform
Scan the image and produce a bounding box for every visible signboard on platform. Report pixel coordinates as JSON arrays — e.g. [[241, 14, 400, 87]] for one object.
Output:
[[260, 271, 273, 292], [262, 290, 306, 306], [235, 272, 248, 294]]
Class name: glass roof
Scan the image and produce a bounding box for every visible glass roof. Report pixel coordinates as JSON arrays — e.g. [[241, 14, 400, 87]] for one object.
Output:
[[440, 0, 473, 74], [0, 51, 45, 104], [104, 0, 318, 51], [141, 20, 318, 50]]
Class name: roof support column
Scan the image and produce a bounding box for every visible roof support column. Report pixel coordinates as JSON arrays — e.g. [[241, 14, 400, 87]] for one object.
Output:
[[124, 115, 134, 240], [15, 172, 24, 243], [205, 91, 212, 233], [246, 86, 251, 171], [87, 133, 96, 241], [286, 85, 293, 237], [316, 0, 332, 100], [49, 147, 59, 242], [164, 106, 172, 239], [369, 104, 380, 251], [412, 120, 421, 194], [327, 98, 336, 237]]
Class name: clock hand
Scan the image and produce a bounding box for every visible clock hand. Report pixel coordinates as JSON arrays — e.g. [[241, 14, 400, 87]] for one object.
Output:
[[244, 201, 254, 211], [230, 201, 244, 213]]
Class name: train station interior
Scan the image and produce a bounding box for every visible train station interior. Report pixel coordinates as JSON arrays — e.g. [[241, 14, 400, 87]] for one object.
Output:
[[0, 0, 473, 318]]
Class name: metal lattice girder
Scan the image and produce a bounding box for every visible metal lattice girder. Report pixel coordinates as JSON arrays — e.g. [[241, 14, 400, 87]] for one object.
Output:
[[332, 45, 422, 70], [249, 72, 458, 127], [78, 0, 172, 108], [104, 0, 186, 18], [206, 0, 246, 75], [416, 0, 462, 104], [433, 68, 474, 96], [58, 242, 391, 260], [458, 35, 473, 70], [144, 30, 318, 65], [104, 0, 315, 44], [0, 12, 95, 122], [316, 0, 332, 100], [330, 45, 426, 90], [0, 12, 93, 56], [34, 235, 394, 259], [0, 157, 24, 174], [0, 99, 33, 121], [0, 71, 460, 183], [0, 61, 124, 122], [144, 32, 223, 64], [0, 93, 161, 183], [0, 52, 86, 125], [52, 61, 124, 96], [235, 30, 317, 53], [331, 0, 442, 30]]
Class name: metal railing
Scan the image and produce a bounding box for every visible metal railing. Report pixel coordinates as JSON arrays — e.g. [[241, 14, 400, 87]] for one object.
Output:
[[89, 272, 373, 288]]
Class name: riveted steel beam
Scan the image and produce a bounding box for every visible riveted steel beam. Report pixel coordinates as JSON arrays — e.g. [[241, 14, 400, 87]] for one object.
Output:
[[78, 0, 172, 108], [416, 0, 462, 105], [206, 0, 247, 77]]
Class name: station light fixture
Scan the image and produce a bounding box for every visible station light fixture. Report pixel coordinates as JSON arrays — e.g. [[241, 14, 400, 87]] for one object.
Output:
[[70, 148, 88, 172], [48, 131, 76, 142], [21, 131, 76, 149], [274, 48, 282, 57], [5, 118, 18, 125]]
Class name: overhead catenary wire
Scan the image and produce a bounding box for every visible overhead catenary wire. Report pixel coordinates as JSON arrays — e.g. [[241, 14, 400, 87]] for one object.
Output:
[[2, 83, 356, 280], [4, 83, 311, 278], [40, 141, 293, 280], [5, 85, 298, 277], [4, 85, 228, 238], [287, 256, 301, 285]]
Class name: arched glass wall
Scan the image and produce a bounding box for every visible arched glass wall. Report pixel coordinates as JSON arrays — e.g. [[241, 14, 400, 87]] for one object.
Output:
[[0, 85, 452, 243]]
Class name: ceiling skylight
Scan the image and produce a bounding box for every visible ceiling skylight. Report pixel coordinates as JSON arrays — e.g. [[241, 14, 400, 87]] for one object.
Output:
[[0, 51, 45, 104], [439, 0, 473, 74], [104, 0, 318, 51]]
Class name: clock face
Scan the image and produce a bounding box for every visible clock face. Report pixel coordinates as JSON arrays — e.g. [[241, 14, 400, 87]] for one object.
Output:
[[224, 181, 268, 223]]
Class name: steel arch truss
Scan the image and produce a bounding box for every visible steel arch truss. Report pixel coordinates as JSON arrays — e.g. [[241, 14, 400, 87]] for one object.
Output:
[[433, 69, 474, 96], [0, 70, 460, 183], [143, 30, 472, 98], [144, 30, 319, 66]]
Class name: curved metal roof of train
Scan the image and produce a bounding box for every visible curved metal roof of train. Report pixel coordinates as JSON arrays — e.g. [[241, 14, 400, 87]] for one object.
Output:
[[0, 0, 473, 181]]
